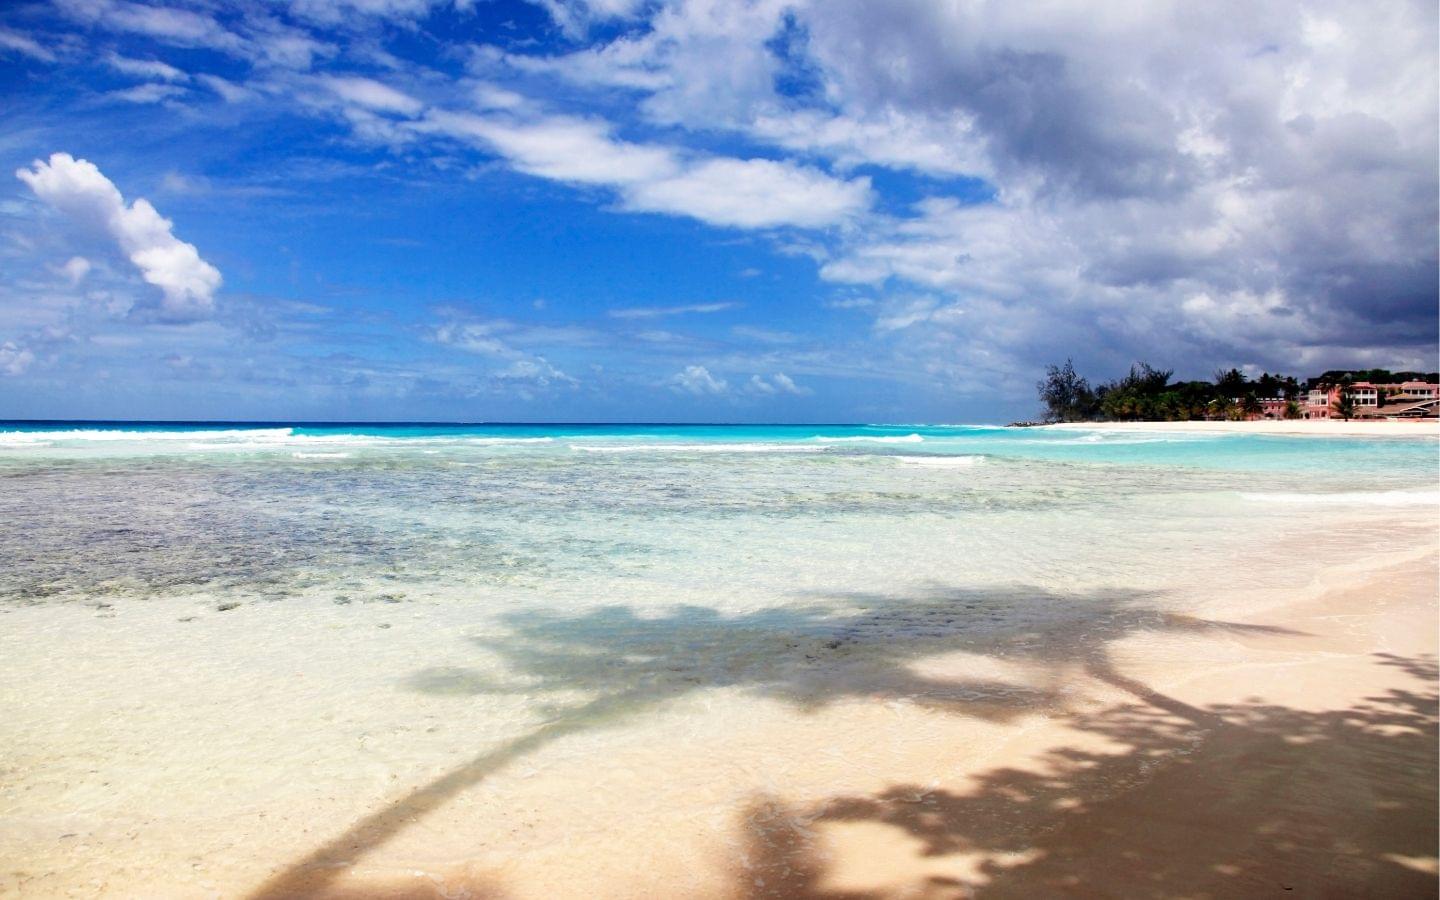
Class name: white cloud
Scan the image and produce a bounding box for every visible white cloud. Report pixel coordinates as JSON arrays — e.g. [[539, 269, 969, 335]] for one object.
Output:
[[109, 83, 188, 104], [730, 324, 796, 343], [771, 372, 808, 395], [433, 319, 517, 357], [61, 256, 91, 284], [321, 76, 423, 116], [17, 153, 222, 320], [609, 301, 737, 319], [529, 0, 650, 38], [286, 0, 449, 25], [104, 52, 187, 81], [0, 341, 36, 376], [419, 111, 678, 186], [433, 317, 581, 390], [626, 157, 871, 229], [197, 74, 252, 103], [669, 364, 727, 395], [55, 0, 244, 53], [747, 372, 810, 396], [493, 357, 577, 387], [0, 29, 59, 62], [414, 109, 869, 228]]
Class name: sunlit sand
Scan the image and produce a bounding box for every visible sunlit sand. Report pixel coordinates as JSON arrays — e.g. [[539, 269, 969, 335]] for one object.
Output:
[[1, 427, 1435, 897]]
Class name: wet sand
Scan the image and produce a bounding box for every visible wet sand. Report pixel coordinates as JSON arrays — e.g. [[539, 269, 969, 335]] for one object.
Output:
[[4, 547, 1432, 898]]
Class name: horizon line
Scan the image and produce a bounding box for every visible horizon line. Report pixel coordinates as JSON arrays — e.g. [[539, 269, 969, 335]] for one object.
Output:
[[0, 418, 1008, 428]]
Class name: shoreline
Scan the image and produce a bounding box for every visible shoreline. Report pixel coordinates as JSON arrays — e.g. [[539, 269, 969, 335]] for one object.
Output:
[[3, 542, 1434, 897], [1046, 419, 1440, 436]]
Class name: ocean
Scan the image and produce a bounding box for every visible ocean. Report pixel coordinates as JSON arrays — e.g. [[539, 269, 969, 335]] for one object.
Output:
[[0, 422, 1435, 896]]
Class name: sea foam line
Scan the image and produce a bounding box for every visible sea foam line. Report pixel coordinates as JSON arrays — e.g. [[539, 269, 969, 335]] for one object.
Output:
[[890, 455, 985, 467], [813, 433, 924, 444], [573, 443, 825, 454], [0, 427, 296, 444]]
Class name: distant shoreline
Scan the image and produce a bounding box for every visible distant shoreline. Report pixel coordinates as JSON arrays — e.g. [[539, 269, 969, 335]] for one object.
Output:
[[1048, 420, 1440, 436]]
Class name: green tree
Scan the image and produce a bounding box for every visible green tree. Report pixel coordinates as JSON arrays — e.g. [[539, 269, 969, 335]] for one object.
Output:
[[1335, 390, 1356, 421], [1212, 367, 1246, 398], [1037, 359, 1096, 422]]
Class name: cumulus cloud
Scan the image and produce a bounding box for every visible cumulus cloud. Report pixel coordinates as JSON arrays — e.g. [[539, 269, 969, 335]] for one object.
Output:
[[669, 364, 727, 395], [493, 357, 577, 388], [501, 0, 1437, 377], [747, 372, 810, 396], [60, 256, 91, 284], [433, 317, 580, 391], [627, 157, 871, 229], [8, 0, 1433, 402], [17, 153, 222, 320]]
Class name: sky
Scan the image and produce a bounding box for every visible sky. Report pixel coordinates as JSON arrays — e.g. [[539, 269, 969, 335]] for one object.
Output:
[[0, 0, 1435, 423]]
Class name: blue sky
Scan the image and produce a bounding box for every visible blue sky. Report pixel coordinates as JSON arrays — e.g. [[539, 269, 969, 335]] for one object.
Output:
[[0, 0, 1435, 423]]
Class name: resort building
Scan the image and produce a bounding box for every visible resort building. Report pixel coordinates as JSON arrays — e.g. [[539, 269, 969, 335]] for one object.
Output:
[[1301, 380, 1440, 419]]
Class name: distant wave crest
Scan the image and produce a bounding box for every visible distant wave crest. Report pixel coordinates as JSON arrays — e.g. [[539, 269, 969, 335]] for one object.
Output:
[[813, 433, 924, 444], [573, 443, 825, 454], [891, 455, 985, 467]]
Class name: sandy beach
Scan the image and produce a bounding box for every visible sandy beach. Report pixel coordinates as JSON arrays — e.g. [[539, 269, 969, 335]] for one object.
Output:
[[1, 426, 1436, 898], [3, 506, 1436, 897], [1048, 419, 1440, 436]]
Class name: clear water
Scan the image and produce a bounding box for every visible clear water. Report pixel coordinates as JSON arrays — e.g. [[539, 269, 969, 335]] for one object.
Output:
[[0, 422, 1435, 895], [0, 422, 1434, 606]]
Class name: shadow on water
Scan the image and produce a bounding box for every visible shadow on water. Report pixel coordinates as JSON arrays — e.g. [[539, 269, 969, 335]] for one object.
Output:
[[735, 653, 1439, 898], [246, 584, 1306, 898]]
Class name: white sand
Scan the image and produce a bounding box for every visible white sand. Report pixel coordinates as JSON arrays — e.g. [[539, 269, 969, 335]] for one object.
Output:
[[1, 537, 1434, 898], [1048, 419, 1440, 436]]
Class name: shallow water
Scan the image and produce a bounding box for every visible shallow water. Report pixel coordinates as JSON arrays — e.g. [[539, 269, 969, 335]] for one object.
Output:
[[0, 422, 1433, 607], [0, 423, 1435, 896]]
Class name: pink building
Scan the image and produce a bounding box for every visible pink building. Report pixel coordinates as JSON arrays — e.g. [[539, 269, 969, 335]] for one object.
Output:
[[1302, 381, 1440, 419]]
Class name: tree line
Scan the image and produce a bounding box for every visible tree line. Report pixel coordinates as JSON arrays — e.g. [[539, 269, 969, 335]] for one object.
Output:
[[1038, 361, 1438, 423]]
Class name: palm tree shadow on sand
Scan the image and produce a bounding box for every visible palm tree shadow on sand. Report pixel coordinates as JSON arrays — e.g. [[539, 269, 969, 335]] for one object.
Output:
[[735, 652, 1439, 898], [246, 583, 1305, 898]]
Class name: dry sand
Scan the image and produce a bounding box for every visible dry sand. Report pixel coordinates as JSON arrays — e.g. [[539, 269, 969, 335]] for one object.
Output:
[[1048, 419, 1440, 436], [2, 548, 1436, 899]]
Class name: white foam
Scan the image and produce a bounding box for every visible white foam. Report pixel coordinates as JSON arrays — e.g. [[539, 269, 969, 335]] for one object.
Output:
[[572, 443, 825, 454], [813, 434, 924, 444], [0, 429, 558, 452], [0, 427, 296, 445], [1240, 490, 1440, 507], [892, 456, 985, 468], [291, 452, 351, 460]]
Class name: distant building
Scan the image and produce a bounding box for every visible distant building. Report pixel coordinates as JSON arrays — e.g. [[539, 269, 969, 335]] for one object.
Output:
[[1302, 380, 1440, 419]]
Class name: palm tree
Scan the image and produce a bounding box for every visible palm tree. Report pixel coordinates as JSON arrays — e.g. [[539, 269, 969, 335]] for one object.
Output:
[[1334, 390, 1356, 421]]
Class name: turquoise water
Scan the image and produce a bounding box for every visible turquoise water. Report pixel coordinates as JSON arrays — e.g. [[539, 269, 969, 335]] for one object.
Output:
[[1, 420, 1436, 473], [0, 421, 1435, 895], [0, 421, 1434, 606]]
